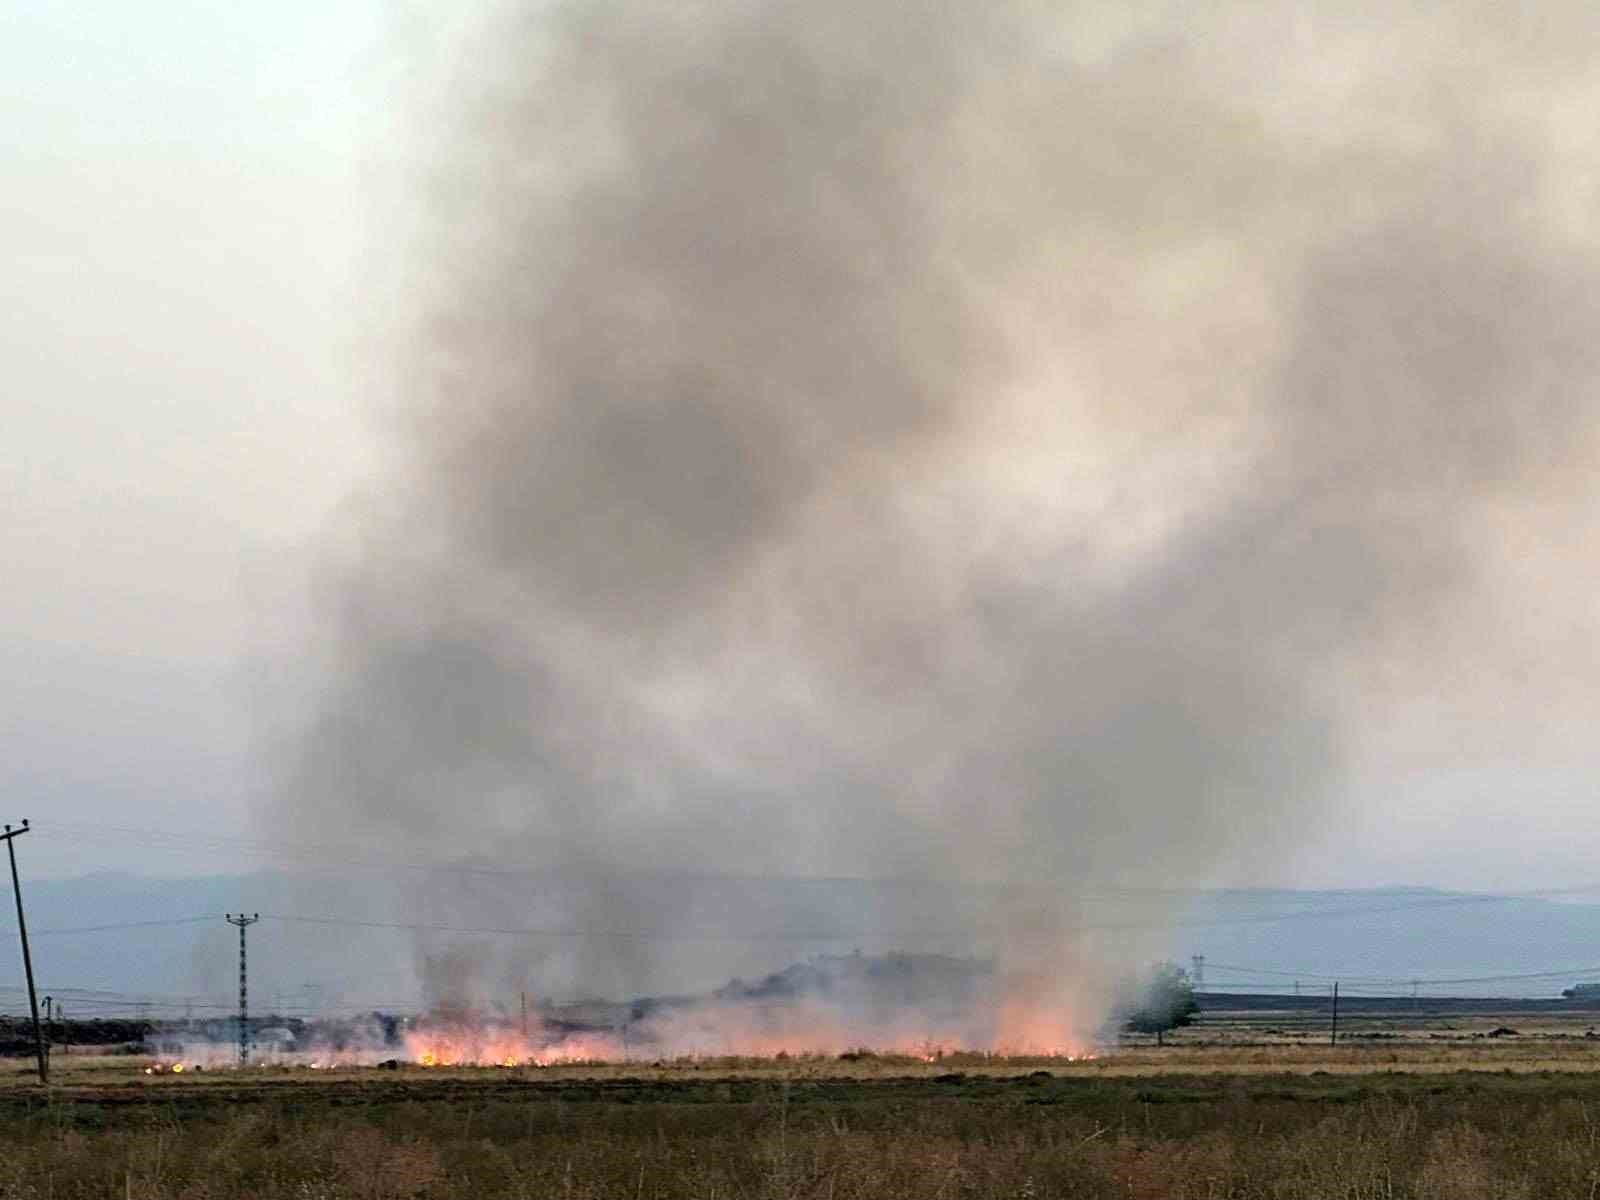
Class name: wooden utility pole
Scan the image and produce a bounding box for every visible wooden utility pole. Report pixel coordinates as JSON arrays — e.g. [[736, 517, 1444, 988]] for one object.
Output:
[[1329, 981, 1339, 1047], [2, 821, 47, 1084]]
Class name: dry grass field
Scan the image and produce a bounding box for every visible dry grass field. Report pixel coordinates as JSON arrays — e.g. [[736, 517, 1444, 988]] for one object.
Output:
[[8, 1029, 1600, 1198]]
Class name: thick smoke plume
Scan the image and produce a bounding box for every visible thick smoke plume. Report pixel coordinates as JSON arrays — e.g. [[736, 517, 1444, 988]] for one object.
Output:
[[280, 0, 1600, 1042]]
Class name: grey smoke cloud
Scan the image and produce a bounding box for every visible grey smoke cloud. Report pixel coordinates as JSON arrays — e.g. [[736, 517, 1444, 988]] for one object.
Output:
[[280, 0, 1600, 1017]]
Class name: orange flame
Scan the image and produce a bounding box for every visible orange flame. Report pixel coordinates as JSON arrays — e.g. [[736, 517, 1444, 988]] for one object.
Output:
[[398, 986, 1100, 1067]]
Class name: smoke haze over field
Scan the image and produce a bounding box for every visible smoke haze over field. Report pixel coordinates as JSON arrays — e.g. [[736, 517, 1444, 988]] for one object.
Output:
[[277, 1, 1600, 1031]]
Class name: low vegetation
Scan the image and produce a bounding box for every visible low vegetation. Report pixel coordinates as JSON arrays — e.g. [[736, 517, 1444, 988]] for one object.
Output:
[[5, 1063, 1600, 1197]]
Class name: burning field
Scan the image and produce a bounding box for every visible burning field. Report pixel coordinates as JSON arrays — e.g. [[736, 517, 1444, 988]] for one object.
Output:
[[11, 0, 1600, 1189], [402, 952, 1102, 1066], [266, 0, 1600, 1082], [128, 952, 1110, 1070]]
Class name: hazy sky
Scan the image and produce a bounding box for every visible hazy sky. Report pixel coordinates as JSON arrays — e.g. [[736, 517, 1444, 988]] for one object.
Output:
[[5, 1, 1599, 895], [2, 1, 394, 876]]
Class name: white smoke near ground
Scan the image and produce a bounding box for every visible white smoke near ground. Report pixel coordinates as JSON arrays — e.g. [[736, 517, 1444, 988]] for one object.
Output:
[[270, 0, 1600, 1049], [147, 1014, 402, 1071]]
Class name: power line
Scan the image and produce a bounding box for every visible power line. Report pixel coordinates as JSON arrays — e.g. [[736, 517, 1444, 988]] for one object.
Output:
[[42, 818, 1600, 903], [6, 894, 1600, 946], [21, 824, 1600, 996], [258, 913, 949, 942], [1201, 958, 1600, 988], [39, 916, 215, 937], [1205, 961, 1416, 985], [0, 916, 217, 938], [257, 892, 1600, 939], [1146, 892, 1535, 931]]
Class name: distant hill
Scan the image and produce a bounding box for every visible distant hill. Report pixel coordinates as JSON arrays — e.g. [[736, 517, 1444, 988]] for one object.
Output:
[[2, 870, 1597, 1016]]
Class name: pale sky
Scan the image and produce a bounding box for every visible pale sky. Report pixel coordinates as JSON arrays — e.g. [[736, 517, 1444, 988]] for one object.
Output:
[[3, 1, 1599, 895], [3, 1, 389, 873]]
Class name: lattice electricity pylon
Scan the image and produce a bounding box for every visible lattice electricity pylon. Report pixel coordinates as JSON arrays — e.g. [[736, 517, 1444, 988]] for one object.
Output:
[[225, 913, 260, 1066]]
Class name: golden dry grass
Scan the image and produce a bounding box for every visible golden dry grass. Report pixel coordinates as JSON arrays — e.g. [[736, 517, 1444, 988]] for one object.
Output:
[[6, 1067, 1600, 1198], [5, 1039, 1600, 1197], [8, 1030, 1600, 1198], [22, 1031, 1600, 1091]]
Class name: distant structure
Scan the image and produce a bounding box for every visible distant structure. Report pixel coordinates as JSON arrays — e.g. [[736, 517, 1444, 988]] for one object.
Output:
[[225, 913, 260, 1065]]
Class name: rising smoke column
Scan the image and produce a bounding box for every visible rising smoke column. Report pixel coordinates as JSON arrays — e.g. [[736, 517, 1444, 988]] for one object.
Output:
[[281, 0, 1600, 1038]]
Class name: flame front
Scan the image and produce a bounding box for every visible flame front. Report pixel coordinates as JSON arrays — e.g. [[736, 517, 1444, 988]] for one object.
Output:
[[405, 1027, 535, 1068], [395, 962, 1107, 1068], [399, 991, 1097, 1067]]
